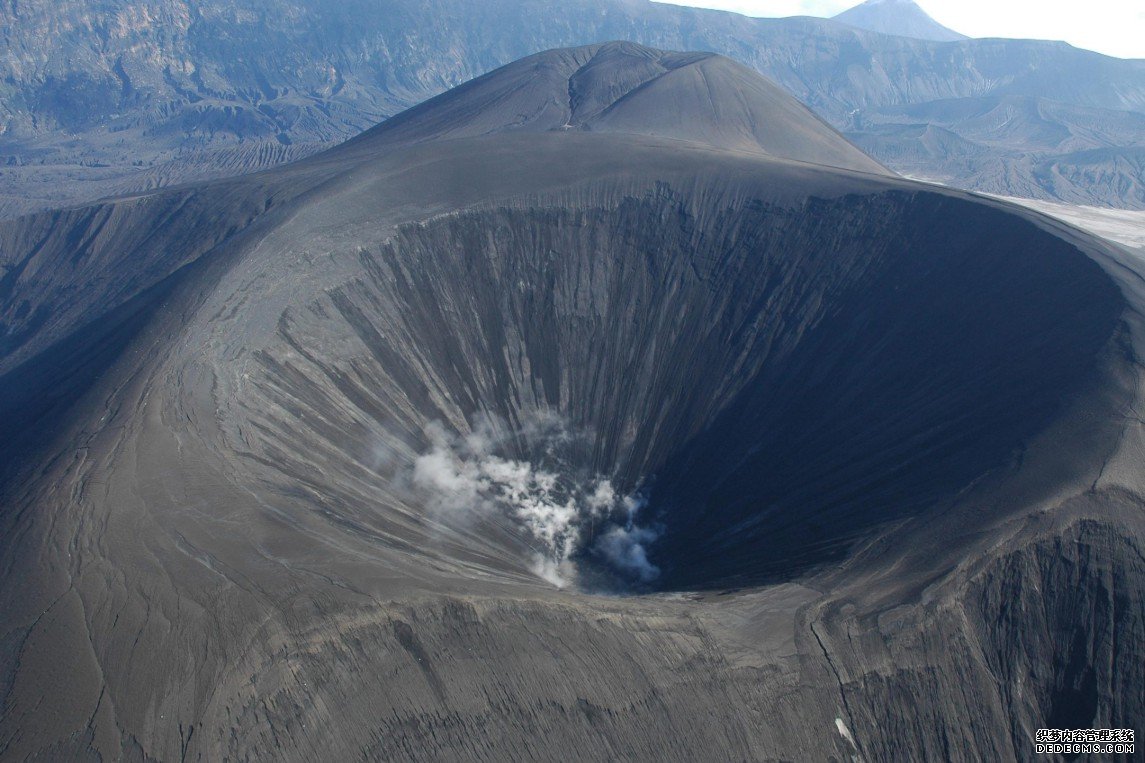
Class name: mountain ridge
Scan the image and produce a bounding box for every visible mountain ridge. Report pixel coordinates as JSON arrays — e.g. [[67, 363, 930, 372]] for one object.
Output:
[[2, 0, 1144, 216]]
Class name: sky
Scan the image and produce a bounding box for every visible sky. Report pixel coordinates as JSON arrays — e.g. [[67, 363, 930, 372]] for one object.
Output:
[[652, 0, 1145, 59]]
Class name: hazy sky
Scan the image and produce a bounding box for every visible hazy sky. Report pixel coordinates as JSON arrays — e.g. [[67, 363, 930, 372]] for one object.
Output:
[[652, 0, 1145, 59]]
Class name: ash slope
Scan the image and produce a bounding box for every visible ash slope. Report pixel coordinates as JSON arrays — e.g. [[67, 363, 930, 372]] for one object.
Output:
[[1, 43, 1143, 760], [336, 42, 887, 175]]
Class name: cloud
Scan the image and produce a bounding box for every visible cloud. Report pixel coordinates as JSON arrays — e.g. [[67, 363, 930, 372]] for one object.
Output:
[[652, 0, 851, 19], [651, 0, 1145, 58]]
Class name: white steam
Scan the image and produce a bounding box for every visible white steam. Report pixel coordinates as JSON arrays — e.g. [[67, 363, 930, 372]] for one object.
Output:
[[408, 415, 661, 589], [596, 523, 661, 583]]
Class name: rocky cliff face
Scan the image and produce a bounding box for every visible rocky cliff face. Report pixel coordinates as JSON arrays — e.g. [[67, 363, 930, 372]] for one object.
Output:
[[2, 0, 1145, 215], [0, 43, 1142, 760], [849, 95, 1145, 207]]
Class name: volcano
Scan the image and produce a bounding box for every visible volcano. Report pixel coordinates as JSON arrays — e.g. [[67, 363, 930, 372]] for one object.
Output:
[[0, 42, 1141, 760], [833, 0, 968, 42]]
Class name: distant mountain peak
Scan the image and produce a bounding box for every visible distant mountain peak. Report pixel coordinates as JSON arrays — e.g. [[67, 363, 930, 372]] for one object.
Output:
[[833, 0, 968, 42]]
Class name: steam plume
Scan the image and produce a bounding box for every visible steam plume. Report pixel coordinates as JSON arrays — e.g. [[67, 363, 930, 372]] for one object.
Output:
[[408, 413, 660, 588]]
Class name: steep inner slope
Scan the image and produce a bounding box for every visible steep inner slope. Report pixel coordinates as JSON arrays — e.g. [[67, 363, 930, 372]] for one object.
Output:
[[227, 181, 1120, 591]]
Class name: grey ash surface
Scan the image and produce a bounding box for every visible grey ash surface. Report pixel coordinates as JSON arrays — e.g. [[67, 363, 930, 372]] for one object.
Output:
[[0, 43, 1142, 760]]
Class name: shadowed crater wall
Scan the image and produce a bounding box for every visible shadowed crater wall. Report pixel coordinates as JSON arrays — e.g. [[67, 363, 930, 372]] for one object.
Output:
[[235, 186, 1123, 590]]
